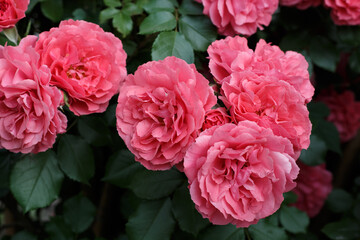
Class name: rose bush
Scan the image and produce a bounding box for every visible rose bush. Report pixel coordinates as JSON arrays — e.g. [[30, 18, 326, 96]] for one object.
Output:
[[0, 0, 358, 239], [0, 35, 67, 153], [116, 56, 216, 170], [35, 19, 127, 116], [184, 121, 299, 227]]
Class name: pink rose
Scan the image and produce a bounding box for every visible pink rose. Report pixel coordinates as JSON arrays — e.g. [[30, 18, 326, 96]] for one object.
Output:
[[184, 122, 299, 227], [208, 36, 314, 103], [318, 90, 360, 142], [324, 0, 360, 25], [0, 0, 29, 31], [221, 71, 312, 158], [116, 56, 217, 170], [35, 19, 127, 115], [279, 0, 322, 9], [202, 107, 232, 130], [0, 36, 67, 153], [292, 162, 332, 217], [200, 0, 279, 36]]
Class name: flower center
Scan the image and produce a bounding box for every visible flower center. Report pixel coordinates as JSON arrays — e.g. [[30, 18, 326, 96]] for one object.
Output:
[[66, 63, 87, 80], [0, 0, 9, 15]]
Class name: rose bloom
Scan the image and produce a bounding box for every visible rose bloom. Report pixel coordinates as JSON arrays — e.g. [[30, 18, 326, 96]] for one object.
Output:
[[0, 36, 67, 153], [208, 36, 314, 103], [200, 0, 279, 36], [116, 56, 217, 170], [35, 19, 127, 115], [318, 90, 360, 142], [324, 0, 360, 25], [279, 0, 322, 10], [292, 162, 332, 217], [0, 0, 29, 31], [221, 71, 312, 158], [202, 107, 232, 130], [184, 122, 299, 227]]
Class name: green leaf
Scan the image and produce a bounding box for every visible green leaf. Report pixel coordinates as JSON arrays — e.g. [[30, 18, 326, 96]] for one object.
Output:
[[113, 11, 133, 37], [11, 231, 37, 240], [130, 168, 184, 200], [72, 8, 87, 20], [293, 232, 319, 240], [179, 0, 203, 15], [312, 120, 341, 154], [309, 36, 340, 72], [279, 206, 309, 234], [172, 228, 196, 240], [307, 101, 330, 121], [283, 191, 298, 205], [99, 8, 120, 24], [104, 0, 121, 8], [353, 200, 360, 221], [10, 151, 64, 212], [26, 0, 41, 13], [172, 184, 209, 236], [279, 32, 310, 52], [326, 188, 354, 213], [120, 190, 143, 219], [300, 135, 327, 166], [139, 11, 176, 35], [179, 15, 217, 51], [198, 224, 245, 240], [58, 134, 95, 184], [63, 194, 97, 233], [152, 31, 194, 64], [143, 0, 175, 13], [3, 27, 19, 45], [0, 150, 13, 189], [102, 150, 143, 188], [78, 116, 112, 147], [122, 2, 143, 16], [322, 219, 360, 240], [336, 26, 360, 46], [41, 0, 63, 22], [248, 219, 287, 240], [126, 198, 176, 240], [45, 216, 75, 240]]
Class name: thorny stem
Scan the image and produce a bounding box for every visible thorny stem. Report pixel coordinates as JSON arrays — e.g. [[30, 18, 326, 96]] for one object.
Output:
[[93, 183, 112, 237], [335, 129, 360, 188]]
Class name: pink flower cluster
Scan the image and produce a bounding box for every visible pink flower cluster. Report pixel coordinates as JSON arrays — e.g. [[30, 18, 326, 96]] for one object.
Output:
[[182, 36, 313, 227], [0, 20, 127, 153], [318, 90, 360, 142], [116, 36, 313, 227], [324, 0, 360, 25], [292, 162, 332, 217], [196, 0, 279, 36]]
